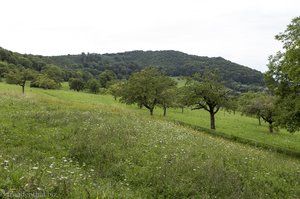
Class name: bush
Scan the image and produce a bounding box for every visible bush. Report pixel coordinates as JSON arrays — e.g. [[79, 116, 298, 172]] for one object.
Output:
[[30, 74, 61, 89]]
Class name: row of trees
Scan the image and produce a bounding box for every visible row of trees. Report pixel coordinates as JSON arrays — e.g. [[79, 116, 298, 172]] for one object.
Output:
[[108, 67, 276, 132], [1, 16, 298, 134]]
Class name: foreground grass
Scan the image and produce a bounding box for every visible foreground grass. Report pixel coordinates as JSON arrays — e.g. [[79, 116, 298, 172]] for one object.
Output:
[[0, 83, 300, 198]]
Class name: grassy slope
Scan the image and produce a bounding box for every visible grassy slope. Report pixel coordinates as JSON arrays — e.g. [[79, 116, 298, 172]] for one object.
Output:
[[0, 82, 300, 198], [5, 82, 300, 154]]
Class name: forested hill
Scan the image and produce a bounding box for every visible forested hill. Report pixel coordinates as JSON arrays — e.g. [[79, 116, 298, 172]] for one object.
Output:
[[104, 50, 263, 85], [0, 47, 264, 92], [49, 50, 264, 91]]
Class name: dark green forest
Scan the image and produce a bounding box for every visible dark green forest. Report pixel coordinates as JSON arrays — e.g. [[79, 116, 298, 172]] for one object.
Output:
[[0, 47, 264, 93]]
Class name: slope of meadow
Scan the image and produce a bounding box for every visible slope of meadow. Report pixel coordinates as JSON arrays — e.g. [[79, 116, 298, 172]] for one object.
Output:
[[0, 83, 300, 198]]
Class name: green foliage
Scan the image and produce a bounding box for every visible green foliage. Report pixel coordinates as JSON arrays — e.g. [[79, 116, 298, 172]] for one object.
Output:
[[186, 71, 230, 129], [5, 68, 36, 93], [98, 70, 117, 88], [0, 47, 265, 93], [120, 68, 177, 115], [86, 78, 100, 94], [108, 80, 125, 100], [41, 64, 64, 83], [30, 74, 61, 89], [264, 16, 300, 133], [0, 61, 9, 78], [68, 78, 85, 92], [239, 93, 277, 133]]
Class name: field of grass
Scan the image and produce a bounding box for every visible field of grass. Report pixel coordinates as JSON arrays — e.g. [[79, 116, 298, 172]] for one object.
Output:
[[3, 82, 299, 155], [1, 82, 300, 198]]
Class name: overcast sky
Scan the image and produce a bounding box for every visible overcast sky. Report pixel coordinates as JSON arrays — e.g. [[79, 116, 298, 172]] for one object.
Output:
[[0, 0, 299, 72]]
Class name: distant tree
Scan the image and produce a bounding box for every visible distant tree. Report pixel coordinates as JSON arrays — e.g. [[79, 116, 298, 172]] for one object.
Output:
[[99, 70, 117, 88], [239, 93, 277, 133], [5, 68, 36, 94], [174, 86, 190, 113], [264, 16, 300, 133], [0, 61, 9, 80], [41, 64, 65, 83], [120, 67, 177, 115], [108, 80, 125, 100], [87, 78, 100, 94], [259, 95, 277, 133], [157, 80, 177, 116], [225, 96, 239, 115], [238, 92, 263, 125], [30, 74, 61, 89], [186, 71, 230, 130], [74, 70, 93, 82], [69, 78, 85, 92]]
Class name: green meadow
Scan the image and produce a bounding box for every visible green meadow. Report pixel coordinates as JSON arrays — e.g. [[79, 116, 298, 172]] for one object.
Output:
[[0, 82, 300, 198]]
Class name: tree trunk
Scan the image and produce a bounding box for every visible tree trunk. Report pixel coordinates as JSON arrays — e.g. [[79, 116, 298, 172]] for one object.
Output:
[[163, 107, 167, 117], [181, 107, 184, 113], [150, 108, 154, 116], [269, 122, 273, 133], [258, 117, 261, 125], [22, 85, 25, 94], [114, 96, 117, 101], [210, 111, 215, 130]]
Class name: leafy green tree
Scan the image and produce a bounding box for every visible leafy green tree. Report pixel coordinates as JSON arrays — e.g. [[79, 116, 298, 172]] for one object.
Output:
[[87, 78, 100, 94], [174, 86, 192, 113], [264, 16, 300, 133], [120, 67, 176, 115], [238, 93, 264, 125], [99, 70, 117, 88], [157, 80, 177, 116], [259, 95, 277, 133], [69, 78, 85, 92], [41, 64, 64, 83], [186, 72, 229, 130], [108, 80, 125, 100], [5, 68, 36, 94]]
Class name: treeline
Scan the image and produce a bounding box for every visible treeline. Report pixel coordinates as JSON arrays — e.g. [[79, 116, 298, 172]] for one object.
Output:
[[0, 47, 264, 93], [105, 68, 277, 133]]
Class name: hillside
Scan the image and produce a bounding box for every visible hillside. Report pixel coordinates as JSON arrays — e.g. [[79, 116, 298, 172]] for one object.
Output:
[[50, 50, 264, 92], [0, 82, 300, 198], [0, 47, 264, 92]]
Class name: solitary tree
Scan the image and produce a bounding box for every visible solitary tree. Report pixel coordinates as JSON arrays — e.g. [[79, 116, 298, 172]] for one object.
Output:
[[186, 72, 229, 130], [120, 67, 177, 116], [265, 16, 300, 133], [5, 68, 35, 94]]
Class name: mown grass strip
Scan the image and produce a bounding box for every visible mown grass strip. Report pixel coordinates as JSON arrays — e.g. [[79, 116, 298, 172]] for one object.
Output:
[[174, 120, 300, 159]]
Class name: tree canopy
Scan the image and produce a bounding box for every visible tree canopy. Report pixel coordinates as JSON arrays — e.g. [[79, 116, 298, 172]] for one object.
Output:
[[264, 16, 300, 133], [120, 67, 177, 115], [186, 71, 229, 130], [5, 68, 36, 93]]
